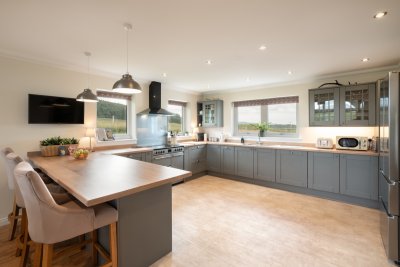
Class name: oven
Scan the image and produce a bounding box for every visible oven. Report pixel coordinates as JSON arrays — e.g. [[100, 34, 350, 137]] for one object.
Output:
[[152, 146, 184, 169]]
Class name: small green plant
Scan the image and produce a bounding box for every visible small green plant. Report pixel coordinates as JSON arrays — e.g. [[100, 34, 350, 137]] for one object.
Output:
[[40, 137, 79, 146], [255, 122, 270, 131]]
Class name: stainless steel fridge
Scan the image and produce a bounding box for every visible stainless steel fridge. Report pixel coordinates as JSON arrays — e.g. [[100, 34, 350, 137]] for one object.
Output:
[[379, 71, 400, 263]]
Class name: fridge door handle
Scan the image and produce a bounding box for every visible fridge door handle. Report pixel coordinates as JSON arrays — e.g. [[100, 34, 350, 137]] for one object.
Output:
[[380, 169, 396, 186], [380, 196, 396, 219]]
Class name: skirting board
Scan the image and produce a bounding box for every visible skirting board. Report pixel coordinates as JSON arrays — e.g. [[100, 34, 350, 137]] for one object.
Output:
[[0, 217, 8, 227]]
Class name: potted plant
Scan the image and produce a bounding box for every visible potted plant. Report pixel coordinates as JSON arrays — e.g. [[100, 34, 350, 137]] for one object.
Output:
[[40, 137, 79, 157], [255, 122, 270, 137]]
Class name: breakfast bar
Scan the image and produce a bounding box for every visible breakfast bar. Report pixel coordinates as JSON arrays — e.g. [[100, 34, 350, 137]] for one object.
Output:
[[28, 151, 192, 267]]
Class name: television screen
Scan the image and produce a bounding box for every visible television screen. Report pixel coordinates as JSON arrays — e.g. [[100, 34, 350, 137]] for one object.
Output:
[[28, 94, 85, 124]]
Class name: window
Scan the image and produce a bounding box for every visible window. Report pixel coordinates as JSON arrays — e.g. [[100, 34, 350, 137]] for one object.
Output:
[[96, 91, 132, 139], [233, 96, 298, 137], [167, 100, 186, 134]]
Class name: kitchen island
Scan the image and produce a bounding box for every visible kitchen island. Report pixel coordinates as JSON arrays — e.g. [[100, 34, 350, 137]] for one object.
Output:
[[28, 151, 192, 267]]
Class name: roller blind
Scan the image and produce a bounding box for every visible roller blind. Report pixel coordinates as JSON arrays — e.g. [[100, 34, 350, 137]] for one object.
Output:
[[233, 96, 298, 107]]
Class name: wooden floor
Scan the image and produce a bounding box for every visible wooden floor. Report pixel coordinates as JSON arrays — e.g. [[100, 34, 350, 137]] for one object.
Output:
[[0, 175, 394, 267]]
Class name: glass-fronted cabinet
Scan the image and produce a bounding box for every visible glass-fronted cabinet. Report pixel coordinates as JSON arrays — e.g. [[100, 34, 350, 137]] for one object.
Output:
[[199, 100, 223, 127], [309, 87, 339, 126], [309, 82, 376, 126], [339, 83, 375, 126]]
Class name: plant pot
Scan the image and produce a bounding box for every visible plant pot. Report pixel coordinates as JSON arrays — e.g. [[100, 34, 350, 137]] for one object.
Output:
[[259, 130, 265, 137], [40, 145, 60, 157]]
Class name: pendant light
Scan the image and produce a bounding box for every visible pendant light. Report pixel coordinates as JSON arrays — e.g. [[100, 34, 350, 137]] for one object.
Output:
[[112, 23, 142, 94], [76, 52, 98, 102]]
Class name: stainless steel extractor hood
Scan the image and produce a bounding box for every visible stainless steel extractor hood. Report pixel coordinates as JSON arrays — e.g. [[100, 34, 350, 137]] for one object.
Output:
[[137, 81, 174, 116]]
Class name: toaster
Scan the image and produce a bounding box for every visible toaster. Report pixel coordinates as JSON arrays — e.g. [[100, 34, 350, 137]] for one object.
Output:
[[316, 138, 334, 149]]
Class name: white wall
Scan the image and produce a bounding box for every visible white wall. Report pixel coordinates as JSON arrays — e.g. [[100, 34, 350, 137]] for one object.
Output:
[[0, 55, 199, 223], [201, 69, 396, 143]]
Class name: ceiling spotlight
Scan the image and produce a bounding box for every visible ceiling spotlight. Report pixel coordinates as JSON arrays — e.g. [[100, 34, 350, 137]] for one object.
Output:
[[206, 59, 212, 65], [288, 70, 293, 75], [162, 73, 167, 77], [374, 11, 387, 19], [362, 58, 370, 62], [259, 45, 267, 51]]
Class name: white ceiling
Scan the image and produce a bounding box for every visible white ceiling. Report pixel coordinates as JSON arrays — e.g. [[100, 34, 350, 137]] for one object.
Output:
[[0, 0, 399, 93]]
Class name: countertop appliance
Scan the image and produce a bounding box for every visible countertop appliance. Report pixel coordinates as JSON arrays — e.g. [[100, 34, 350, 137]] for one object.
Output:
[[378, 71, 400, 264], [336, 136, 368, 150], [316, 137, 333, 149]]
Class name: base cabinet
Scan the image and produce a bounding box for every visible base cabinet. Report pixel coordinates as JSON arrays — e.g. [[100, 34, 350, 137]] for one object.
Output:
[[276, 150, 308, 187], [254, 148, 276, 182], [126, 152, 152, 162], [308, 152, 340, 193], [189, 145, 207, 174], [235, 147, 254, 178], [207, 145, 221, 172], [221, 146, 235, 175], [339, 154, 378, 200]]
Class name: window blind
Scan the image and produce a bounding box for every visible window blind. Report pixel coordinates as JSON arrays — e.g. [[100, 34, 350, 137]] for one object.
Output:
[[97, 90, 132, 101], [168, 100, 187, 107], [233, 96, 298, 107]]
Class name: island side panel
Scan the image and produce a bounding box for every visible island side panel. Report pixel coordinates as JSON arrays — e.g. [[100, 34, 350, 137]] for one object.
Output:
[[113, 183, 172, 267]]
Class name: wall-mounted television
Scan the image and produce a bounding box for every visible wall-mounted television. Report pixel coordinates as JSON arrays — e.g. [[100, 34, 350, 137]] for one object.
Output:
[[28, 94, 85, 124]]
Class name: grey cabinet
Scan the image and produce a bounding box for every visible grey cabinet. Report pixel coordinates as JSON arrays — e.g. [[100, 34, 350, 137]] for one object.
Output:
[[188, 145, 207, 174], [171, 153, 184, 169], [126, 152, 152, 162], [339, 83, 376, 126], [309, 82, 376, 126], [309, 87, 340, 126], [207, 145, 221, 172], [254, 148, 276, 182], [308, 152, 340, 193], [276, 150, 308, 187], [235, 147, 254, 178], [201, 100, 223, 127], [339, 154, 378, 200], [221, 146, 235, 175]]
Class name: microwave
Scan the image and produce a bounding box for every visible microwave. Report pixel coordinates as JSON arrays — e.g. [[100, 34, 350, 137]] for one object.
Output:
[[336, 136, 368, 150]]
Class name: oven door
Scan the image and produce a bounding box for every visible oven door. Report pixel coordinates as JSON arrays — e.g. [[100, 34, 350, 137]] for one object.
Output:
[[152, 154, 172, 167]]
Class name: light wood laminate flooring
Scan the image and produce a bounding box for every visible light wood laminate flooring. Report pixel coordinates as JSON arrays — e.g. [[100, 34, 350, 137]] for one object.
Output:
[[0, 176, 394, 266]]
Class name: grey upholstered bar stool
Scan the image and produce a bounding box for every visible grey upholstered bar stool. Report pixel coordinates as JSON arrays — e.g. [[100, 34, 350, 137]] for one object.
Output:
[[14, 161, 118, 267]]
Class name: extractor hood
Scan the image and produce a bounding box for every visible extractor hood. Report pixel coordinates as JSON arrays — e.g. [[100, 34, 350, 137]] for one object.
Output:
[[137, 81, 174, 116]]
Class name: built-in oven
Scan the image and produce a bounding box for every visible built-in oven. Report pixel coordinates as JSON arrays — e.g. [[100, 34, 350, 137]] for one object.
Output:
[[152, 146, 184, 169]]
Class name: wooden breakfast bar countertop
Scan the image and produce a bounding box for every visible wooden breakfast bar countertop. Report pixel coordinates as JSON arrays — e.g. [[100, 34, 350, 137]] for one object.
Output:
[[28, 150, 192, 267], [28, 151, 191, 207]]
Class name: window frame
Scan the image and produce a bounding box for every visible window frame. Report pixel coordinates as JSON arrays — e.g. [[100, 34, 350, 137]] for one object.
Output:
[[233, 100, 299, 138], [167, 103, 186, 135], [96, 95, 132, 140]]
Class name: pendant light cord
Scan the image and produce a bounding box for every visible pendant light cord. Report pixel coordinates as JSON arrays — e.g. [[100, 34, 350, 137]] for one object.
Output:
[[126, 26, 129, 74], [85, 52, 91, 89]]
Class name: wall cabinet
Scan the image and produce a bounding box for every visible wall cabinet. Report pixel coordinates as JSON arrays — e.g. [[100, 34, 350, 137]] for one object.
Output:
[[207, 145, 221, 172], [188, 145, 207, 174], [235, 147, 254, 179], [198, 100, 223, 127], [276, 150, 308, 187], [309, 82, 376, 126], [254, 148, 276, 182], [308, 152, 340, 193], [309, 87, 340, 126], [339, 154, 378, 200], [221, 146, 235, 175]]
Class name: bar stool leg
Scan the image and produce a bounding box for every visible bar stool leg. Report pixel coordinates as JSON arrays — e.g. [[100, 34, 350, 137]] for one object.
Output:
[[8, 196, 20, 240], [110, 222, 118, 267], [91, 230, 98, 266], [33, 243, 43, 267], [19, 211, 30, 267], [42, 244, 53, 267]]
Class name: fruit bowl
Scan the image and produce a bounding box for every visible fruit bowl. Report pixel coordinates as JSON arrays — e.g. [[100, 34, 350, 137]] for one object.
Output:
[[71, 148, 90, 160]]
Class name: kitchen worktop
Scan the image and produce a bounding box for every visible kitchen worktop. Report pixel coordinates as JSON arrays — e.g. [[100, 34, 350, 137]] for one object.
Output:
[[28, 150, 191, 207], [179, 141, 378, 156]]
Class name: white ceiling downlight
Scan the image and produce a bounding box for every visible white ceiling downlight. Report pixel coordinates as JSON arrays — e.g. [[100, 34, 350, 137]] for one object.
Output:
[[259, 45, 267, 51], [374, 11, 388, 19], [362, 58, 370, 62]]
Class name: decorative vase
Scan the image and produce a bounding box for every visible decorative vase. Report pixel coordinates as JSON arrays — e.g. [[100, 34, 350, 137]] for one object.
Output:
[[259, 130, 265, 137], [40, 145, 60, 157]]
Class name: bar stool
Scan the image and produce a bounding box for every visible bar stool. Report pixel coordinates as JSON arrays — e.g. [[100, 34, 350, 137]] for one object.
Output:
[[14, 161, 118, 267], [3, 151, 72, 266]]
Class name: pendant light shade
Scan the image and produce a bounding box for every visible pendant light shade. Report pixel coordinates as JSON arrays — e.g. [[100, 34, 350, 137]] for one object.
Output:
[[76, 52, 98, 102], [76, 89, 98, 102], [112, 23, 142, 94]]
